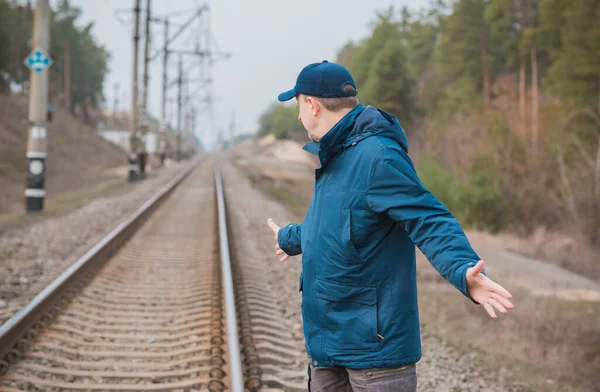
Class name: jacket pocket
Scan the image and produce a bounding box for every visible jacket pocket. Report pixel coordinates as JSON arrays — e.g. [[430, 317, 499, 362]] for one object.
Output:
[[342, 209, 361, 263], [315, 279, 378, 352]]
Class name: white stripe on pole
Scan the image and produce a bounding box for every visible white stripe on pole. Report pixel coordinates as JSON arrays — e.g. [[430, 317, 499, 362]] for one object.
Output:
[[25, 189, 46, 197], [26, 151, 47, 159]]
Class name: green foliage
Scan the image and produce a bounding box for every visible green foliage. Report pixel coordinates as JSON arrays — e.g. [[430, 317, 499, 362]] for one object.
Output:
[[432, 0, 489, 112], [51, 0, 110, 112], [362, 34, 414, 122], [255, 0, 600, 240], [484, 0, 522, 75], [436, 75, 479, 114], [418, 154, 511, 233], [6, 3, 34, 87], [257, 103, 306, 141], [336, 42, 357, 69], [543, 0, 600, 107], [461, 154, 512, 233], [484, 112, 528, 171], [0, 1, 32, 93], [0, 0, 11, 92], [348, 11, 398, 90], [536, 0, 568, 53], [404, 16, 437, 82], [0, 0, 109, 116], [417, 155, 466, 222], [343, 11, 416, 124]]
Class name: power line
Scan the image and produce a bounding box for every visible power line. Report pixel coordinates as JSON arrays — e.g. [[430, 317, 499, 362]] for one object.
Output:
[[155, 7, 200, 19], [149, 5, 208, 62], [115, 1, 230, 155]]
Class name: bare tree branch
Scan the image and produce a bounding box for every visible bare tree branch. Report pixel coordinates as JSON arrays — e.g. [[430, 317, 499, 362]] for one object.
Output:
[[557, 143, 582, 234], [595, 134, 600, 200], [570, 134, 596, 169], [564, 108, 600, 128]]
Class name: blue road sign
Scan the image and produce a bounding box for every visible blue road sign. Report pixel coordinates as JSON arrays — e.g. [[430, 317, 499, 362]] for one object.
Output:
[[24, 48, 53, 73]]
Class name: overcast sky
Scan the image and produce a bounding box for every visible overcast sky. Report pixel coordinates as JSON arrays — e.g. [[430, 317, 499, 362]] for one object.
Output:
[[63, 0, 430, 147]]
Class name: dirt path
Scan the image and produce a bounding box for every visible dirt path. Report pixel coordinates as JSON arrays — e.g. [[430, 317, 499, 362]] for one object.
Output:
[[467, 233, 600, 301]]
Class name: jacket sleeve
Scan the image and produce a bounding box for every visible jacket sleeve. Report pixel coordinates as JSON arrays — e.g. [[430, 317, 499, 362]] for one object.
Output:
[[365, 145, 483, 303], [277, 223, 303, 256]]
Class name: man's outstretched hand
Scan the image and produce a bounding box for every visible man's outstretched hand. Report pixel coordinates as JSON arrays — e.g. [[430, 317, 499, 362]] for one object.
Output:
[[466, 260, 514, 318], [267, 218, 290, 262]]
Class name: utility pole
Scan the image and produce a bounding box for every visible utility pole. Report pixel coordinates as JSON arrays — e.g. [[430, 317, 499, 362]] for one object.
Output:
[[184, 110, 190, 158], [139, 0, 151, 175], [24, 0, 51, 213], [191, 106, 196, 141], [229, 111, 235, 142], [159, 18, 169, 166], [129, 0, 141, 181], [176, 54, 183, 161], [192, 107, 199, 153], [63, 40, 71, 112], [126, 3, 227, 161], [161, 19, 169, 122], [184, 70, 190, 157], [113, 83, 120, 127]]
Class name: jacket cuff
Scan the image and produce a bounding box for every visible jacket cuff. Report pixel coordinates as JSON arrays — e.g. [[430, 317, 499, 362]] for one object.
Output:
[[277, 224, 302, 256]]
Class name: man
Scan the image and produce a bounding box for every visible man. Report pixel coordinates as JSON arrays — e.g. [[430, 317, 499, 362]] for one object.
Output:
[[267, 61, 514, 392]]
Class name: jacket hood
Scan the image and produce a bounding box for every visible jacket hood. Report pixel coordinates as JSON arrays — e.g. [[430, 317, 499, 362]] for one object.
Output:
[[303, 106, 408, 156], [346, 106, 408, 152]]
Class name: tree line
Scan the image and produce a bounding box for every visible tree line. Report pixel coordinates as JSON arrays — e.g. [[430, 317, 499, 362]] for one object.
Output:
[[258, 0, 600, 248], [0, 0, 110, 123]]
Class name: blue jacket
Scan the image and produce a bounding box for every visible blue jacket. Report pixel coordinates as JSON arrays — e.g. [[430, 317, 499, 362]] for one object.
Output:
[[277, 104, 482, 369]]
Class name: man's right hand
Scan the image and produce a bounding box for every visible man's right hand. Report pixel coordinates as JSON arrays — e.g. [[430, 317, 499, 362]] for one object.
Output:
[[268, 218, 290, 262]]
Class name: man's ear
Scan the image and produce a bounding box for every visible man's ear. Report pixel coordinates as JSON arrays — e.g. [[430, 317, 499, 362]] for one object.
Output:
[[307, 96, 321, 117]]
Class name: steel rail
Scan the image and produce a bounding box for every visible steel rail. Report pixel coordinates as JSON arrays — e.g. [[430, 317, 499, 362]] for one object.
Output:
[[214, 164, 245, 392]]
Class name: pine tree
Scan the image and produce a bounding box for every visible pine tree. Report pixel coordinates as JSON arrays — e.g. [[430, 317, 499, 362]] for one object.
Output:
[[435, 0, 491, 112], [404, 16, 438, 112], [348, 11, 398, 91], [0, 0, 11, 93], [362, 34, 414, 123], [485, 0, 520, 73], [336, 42, 357, 69], [544, 0, 600, 107]]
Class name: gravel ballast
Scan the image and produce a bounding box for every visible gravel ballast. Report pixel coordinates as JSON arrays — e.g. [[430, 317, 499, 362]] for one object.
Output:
[[0, 161, 191, 326]]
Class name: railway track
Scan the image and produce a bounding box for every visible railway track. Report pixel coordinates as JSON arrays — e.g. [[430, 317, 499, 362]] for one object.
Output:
[[0, 159, 306, 392]]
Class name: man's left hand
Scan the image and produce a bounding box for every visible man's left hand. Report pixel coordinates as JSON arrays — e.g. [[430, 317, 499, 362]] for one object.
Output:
[[267, 218, 290, 262], [466, 260, 514, 319]]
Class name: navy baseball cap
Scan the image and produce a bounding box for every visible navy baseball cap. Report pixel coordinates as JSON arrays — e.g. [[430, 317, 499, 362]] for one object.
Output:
[[278, 60, 358, 102]]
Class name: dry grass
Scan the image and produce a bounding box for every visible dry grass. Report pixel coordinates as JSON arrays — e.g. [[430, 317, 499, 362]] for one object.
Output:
[[0, 176, 127, 233], [242, 169, 311, 219], [417, 263, 600, 392], [233, 155, 315, 220]]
